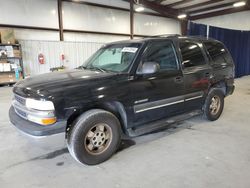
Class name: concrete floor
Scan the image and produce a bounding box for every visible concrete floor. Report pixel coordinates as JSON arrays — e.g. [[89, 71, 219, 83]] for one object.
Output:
[[1, 76, 250, 188]]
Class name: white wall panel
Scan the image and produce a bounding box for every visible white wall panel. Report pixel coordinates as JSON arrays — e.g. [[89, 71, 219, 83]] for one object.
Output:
[[134, 14, 181, 35], [13, 29, 59, 41], [63, 2, 130, 34], [19, 40, 104, 76], [0, 0, 58, 28], [195, 11, 250, 31]]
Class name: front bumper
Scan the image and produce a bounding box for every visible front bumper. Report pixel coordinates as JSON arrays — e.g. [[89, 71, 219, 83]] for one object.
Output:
[[9, 106, 67, 136], [226, 85, 235, 96]]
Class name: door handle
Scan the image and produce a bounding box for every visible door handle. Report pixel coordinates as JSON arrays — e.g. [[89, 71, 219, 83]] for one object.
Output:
[[174, 76, 183, 83], [204, 72, 210, 78]]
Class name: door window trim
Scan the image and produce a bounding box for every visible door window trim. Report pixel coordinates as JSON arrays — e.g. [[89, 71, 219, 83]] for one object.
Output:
[[136, 40, 180, 74], [178, 39, 209, 70]]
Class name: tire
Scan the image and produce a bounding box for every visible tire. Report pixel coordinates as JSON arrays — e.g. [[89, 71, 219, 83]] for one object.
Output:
[[204, 88, 224, 121], [66, 109, 121, 165]]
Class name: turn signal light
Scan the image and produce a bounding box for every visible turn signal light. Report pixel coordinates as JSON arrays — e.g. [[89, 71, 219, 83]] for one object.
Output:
[[41, 117, 57, 125]]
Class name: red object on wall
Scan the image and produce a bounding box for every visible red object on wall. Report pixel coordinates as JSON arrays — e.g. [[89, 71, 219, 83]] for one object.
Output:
[[61, 54, 65, 61], [38, 53, 45, 64]]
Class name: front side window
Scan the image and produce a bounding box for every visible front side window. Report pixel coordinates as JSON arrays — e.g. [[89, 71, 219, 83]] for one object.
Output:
[[85, 43, 141, 72], [139, 41, 178, 71], [179, 40, 206, 68]]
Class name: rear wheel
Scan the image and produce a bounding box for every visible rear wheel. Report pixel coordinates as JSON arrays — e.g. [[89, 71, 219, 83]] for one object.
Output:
[[204, 89, 224, 121], [66, 109, 121, 165]]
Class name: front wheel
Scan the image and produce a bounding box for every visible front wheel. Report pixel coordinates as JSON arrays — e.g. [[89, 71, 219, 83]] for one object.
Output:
[[204, 89, 224, 121], [66, 109, 121, 165]]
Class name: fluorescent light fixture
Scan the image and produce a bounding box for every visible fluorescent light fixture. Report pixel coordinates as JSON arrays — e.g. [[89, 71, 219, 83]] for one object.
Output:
[[233, 1, 246, 7], [178, 14, 187, 19], [135, 6, 145, 12]]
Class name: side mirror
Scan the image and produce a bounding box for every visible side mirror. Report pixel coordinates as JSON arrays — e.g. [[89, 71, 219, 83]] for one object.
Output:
[[139, 62, 160, 74]]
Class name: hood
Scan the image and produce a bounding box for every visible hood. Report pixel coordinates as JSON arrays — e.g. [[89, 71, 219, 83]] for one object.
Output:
[[14, 69, 116, 99]]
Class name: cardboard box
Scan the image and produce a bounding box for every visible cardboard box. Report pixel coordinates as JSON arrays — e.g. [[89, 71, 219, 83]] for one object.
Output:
[[0, 73, 14, 83], [3, 63, 11, 72], [13, 49, 21, 58], [0, 60, 8, 64], [0, 72, 22, 84], [0, 29, 15, 44], [0, 63, 3, 72]]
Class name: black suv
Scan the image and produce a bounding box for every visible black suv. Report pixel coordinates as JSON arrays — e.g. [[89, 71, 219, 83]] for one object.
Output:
[[9, 35, 235, 165]]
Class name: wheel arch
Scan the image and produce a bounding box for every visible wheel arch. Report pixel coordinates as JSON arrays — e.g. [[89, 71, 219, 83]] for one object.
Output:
[[209, 80, 226, 96], [66, 101, 128, 136]]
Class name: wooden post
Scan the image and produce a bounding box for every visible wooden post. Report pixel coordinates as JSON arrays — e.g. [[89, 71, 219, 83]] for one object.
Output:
[[181, 20, 188, 36], [58, 0, 64, 41], [130, 0, 134, 39]]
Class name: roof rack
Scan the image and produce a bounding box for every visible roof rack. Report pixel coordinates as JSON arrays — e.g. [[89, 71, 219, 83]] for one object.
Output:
[[144, 34, 181, 38]]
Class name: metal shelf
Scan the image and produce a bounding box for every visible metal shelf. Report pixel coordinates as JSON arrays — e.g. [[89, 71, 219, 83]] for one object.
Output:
[[0, 57, 22, 60], [0, 71, 15, 74], [0, 44, 24, 79], [0, 43, 20, 47], [1, 71, 23, 73]]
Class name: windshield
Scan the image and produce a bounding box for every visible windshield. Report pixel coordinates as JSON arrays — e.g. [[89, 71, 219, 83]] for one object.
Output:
[[84, 43, 142, 73]]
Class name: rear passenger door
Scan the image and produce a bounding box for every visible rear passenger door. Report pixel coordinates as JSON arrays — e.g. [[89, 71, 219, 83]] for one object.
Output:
[[203, 41, 234, 81], [178, 39, 212, 111]]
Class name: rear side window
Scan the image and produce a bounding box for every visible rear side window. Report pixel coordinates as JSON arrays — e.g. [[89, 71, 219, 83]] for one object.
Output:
[[179, 41, 206, 68], [203, 41, 232, 65]]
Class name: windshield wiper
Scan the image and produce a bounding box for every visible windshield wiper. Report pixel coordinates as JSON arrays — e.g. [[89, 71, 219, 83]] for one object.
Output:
[[77, 65, 87, 70], [89, 66, 106, 73], [78, 65, 108, 73]]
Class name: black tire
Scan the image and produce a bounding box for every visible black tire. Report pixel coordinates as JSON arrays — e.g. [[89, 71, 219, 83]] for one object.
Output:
[[66, 109, 121, 165], [204, 88, 224, 121]]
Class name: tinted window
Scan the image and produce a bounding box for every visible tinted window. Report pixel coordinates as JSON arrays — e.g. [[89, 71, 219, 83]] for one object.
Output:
[[179, 41, 206, 68], [141, 41, 178, 71], [204, 41, 232, 64]]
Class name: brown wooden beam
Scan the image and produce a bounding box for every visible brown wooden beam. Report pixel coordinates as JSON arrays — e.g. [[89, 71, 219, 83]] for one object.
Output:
[[63, 29, 151, 38], [167, 0, 193, 8], [58, 0, 64, 41], [0, 24, 59, 32], [63, 0, 173, 19], [181, 20, 188, 35], [188, 2, 235, 14], [63, 0, 128, 12], [190, 6, 250, 20], [180, 0, 225, 11], [63, 29, 131, 37], [136, 0, 179, 19], [155, 0, 165, 4], [130, 0, 134, 39]]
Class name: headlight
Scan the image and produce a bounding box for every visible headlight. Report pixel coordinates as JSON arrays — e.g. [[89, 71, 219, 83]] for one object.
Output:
[[26, 98, 55, 111]]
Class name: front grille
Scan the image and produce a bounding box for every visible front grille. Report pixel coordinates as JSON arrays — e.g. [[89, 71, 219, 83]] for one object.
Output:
[[15, 108, 27, 119], [14, 94, 26, 106]]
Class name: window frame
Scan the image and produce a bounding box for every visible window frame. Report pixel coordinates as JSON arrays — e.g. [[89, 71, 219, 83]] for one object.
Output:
[[136, 39, 180, 74], [178, 39, 208, 69], [203, 40, 233, 66], [85, 42, 143, 73]]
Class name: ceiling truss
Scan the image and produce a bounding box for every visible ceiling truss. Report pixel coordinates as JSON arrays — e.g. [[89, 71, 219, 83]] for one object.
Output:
[[126, 0, 250, 20]]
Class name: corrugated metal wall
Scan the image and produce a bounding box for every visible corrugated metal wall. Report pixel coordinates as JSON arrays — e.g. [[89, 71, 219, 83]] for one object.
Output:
[[19, 40, 104, 76]]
